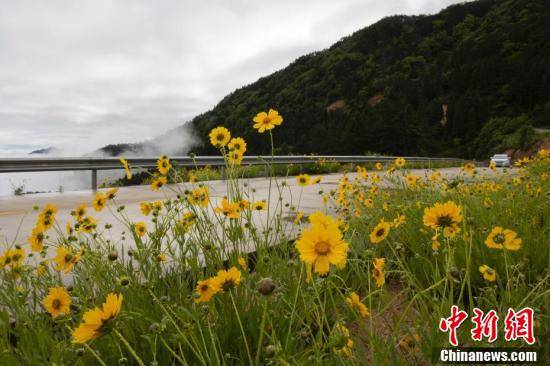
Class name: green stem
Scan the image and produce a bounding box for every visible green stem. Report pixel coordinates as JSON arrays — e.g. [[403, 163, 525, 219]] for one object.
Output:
[[114, 329, 145, 366], [230, 292, 253, 364], [255, 300, 269, 365], [82, 342, 108, 366]]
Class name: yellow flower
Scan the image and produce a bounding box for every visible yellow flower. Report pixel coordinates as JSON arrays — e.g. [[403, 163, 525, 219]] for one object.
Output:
[[1, 248, 26, 270], [215, 198, 241, 219], [228, 137, 247, 154], [151, 176, 167, 191], [72, 293, 123, 343], [295, 219, 348, 275], [37, 213, 55, 231], [92, 192, 106, 211], [238, 256, 248, 271], [209, 126, 231, 147], [312, 176, 322, 184], [406, 174, 419, 188], [252, 109, 283, 133], [188, 172, 198, 183], [156, 253, 167, 262], [179, 212, 197, 232], [105, 187, 119, 200], [431, 235, 441, 251], [308, 211, 339, 230], [394, 157, 406, 167], [134, 222, 147, 237], [479, 265, 496, 282], [140, 202, 152, 215], [214, 267, 242, 291], [43, 287, 71, 318], [238, 199, 250, 210], [188, 187, 210, 207], [369, 220, 391, 244], [398, 334, 421, 353], [461, 162, 476, 176], [152, 201, 163, 211], [296, 174, 310, 187], [66, 222, 74, 236], [74, 204, 87, 220], [372, 258, 385, 288], [119, 157, 132, 179], [294, 211, 304, 224], [332, 324, 354, 356], [37, 204, 57, 230], [194, 278, 221, 303], [346, 292, 369, 318], [157, 155, 172, 175], [54, 246, 83, 273], [375, 162, 383, 170], [252, 200, 267, 211], [77, 216, 97, 233], [393, 214, 406, 228], [41, 204, 58, 218], [485, 227, 522, 251], [227, 150, 243, 165], [36, 260, 49, 276], [422, 201, 463, 235], [28, 225, 45, 252]]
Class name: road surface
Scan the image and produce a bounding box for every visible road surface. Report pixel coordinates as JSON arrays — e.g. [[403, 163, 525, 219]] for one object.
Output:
[[0, 167, 498, 247]]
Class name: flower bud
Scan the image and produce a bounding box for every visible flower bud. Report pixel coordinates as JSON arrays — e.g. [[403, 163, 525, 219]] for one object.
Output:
[[264, 345, 276, 358], [257, 278, 276, 296]]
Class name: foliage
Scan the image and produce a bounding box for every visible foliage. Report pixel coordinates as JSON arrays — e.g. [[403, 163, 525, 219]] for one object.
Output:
[[471, 115, 536, 158], [1, 118, 549, 364], [168, 0, 550, 159]]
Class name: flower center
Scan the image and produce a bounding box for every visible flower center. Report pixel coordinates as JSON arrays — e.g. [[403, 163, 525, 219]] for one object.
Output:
[[52, 299, 61, 309], [314, 241, 330, 255], [216, 133, 225, 141], [200, 284, 209, 292], [436, 215, 453, 227], [376, 228, 386, 237], [64, 254, 73, 263], [493, 233, 505, 244], [222, 280, 235, 291]]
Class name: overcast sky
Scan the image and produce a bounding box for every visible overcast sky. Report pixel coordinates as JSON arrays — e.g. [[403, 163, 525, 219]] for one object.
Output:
[[0, 0, 462, 156]]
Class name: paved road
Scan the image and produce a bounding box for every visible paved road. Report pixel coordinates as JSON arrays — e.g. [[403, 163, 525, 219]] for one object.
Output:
[[0, 167, 498, 247]]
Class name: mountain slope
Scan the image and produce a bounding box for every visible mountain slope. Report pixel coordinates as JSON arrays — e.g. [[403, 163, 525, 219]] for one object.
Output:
[[116, 0, 550, 159]]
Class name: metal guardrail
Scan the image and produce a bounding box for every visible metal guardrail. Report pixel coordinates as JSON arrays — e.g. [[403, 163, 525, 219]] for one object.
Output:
[[0, 155, 465, 190]]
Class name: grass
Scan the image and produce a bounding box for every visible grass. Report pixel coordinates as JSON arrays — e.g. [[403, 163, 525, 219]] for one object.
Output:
[[105, 159, 461, 189], [1, 126, 548, 365]]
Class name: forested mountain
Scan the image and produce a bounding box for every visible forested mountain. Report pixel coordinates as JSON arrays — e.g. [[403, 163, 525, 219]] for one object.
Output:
[[109, 0, 550, 159]]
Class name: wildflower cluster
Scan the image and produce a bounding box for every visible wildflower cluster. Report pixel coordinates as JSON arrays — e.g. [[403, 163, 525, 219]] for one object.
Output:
[[1, 107, 548, 365]]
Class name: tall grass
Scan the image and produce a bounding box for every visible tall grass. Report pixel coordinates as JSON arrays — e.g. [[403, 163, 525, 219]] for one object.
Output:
[[1, 125, 548, 365]]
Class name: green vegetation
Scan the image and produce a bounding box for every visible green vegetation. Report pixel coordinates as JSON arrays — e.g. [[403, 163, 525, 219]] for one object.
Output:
[[1, 143, 548, 364], [162, 0, 547, 160], [2, 108, 549, 363], [107, 159, 460, 188]]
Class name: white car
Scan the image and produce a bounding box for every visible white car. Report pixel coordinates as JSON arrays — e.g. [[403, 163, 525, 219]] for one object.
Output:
[[490, 154, 511, 167]]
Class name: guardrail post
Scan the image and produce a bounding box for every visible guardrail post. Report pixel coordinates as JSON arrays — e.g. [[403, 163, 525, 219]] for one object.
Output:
[[264, 164, 269, 177], [91, 169, 98, 191]]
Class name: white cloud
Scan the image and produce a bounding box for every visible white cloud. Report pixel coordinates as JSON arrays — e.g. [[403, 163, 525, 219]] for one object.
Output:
[[0, 0, 462, 156]]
